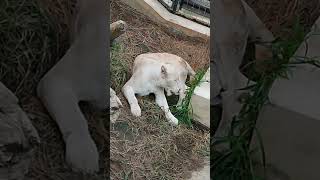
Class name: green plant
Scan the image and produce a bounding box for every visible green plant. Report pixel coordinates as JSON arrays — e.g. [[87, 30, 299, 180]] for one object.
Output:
[[110, 42, 130, 92], [171, 69, 207, 127], [212, 19, 320, 180]]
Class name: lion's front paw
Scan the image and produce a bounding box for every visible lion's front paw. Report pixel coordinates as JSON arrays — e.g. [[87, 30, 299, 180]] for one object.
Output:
[[65, 134, 99, 173], [130, 104, 141, 117], [168, 116, 179, 126]]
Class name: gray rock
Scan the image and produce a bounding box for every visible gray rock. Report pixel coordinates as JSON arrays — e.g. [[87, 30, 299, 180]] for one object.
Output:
[[0, 82, 40, 180]]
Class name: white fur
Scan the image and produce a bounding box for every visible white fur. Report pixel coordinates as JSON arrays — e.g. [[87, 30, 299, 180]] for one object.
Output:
[[122, 53, 195, 125]]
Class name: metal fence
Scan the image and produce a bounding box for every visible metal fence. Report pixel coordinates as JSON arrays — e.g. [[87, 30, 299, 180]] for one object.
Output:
[[158, 0, 210, 27]]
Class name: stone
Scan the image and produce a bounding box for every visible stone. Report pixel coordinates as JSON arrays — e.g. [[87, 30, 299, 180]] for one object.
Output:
[[111, 20, 128, 42], [110, 88, 123, 123], [0, 82, 40, 180]]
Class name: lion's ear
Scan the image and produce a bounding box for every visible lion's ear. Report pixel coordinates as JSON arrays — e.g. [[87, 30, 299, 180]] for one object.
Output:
[[161, 65, 167, 77]]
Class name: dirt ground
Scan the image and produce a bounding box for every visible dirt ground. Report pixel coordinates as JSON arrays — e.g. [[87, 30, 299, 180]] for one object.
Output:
[[110, 0, 210, 179]]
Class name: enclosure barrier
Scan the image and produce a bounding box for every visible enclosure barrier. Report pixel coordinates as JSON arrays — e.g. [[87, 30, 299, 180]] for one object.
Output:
[[157, 0, 210, 27]]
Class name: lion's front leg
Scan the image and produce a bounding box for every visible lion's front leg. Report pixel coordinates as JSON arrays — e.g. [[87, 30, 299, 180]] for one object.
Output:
[[37, 78, 99, 173], [155, 90, 178, 125], [122, 84, 141, 117]]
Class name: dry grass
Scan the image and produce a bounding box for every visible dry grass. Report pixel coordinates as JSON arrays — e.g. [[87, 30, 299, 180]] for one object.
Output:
[[110, 0, 210, 179], [110, 102, 209, 179], [0, 0, 107, 179], [246, 0, 320, 39]]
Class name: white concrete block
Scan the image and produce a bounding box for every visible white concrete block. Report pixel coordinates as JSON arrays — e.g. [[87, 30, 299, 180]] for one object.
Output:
[[251, 16, 320, 179], [251, 104, 320, 180], [190, 68, 210, 128], [269, 17, 320, 121]]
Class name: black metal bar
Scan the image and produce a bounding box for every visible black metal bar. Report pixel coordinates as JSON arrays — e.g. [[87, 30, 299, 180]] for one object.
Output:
[[175, 12, 210, 27], [172, 0, 181, 12], [183, 0, 210, 14], [157, 0, 173, 11], [157, 0, 210, 27]]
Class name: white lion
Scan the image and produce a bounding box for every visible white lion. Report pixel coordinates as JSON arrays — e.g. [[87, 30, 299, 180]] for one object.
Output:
[[122, 53, 195, 125]]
